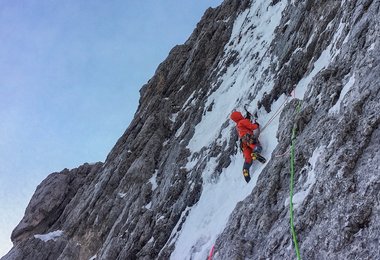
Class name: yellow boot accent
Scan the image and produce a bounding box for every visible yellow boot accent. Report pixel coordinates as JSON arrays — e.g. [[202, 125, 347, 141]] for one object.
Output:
[[243, 169, 249, 177], [251, 153, 257, 160]]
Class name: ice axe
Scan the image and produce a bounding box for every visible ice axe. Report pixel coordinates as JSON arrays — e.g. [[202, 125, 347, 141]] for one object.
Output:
[[244, 104, 260, 138]]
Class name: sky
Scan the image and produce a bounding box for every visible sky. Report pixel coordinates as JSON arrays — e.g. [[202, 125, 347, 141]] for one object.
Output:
[[0, 0, 223, 256]]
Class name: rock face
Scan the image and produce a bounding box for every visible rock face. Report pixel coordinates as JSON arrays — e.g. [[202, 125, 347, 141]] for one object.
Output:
[[3, 0, 380, 259], [213, 1, 380, 259], [6, 163, 103, 260]]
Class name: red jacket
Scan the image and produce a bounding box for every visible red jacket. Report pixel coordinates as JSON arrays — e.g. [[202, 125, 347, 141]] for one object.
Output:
[[230, 111, 259, 137]]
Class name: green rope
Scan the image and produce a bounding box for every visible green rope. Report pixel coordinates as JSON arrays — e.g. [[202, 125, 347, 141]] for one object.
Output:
[[290, 102, 301, 260]]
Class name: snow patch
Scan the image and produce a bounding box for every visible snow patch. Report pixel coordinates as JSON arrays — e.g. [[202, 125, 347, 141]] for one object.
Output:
[[149, 170, 158, 191], [305, 31, 315, 49], [160, 207, 192, 255], [296, 48, 332, 99], [175, 122, 186, 138], [327, 135, 337, 149], [296, 20, 346, 99], [329, 74, 355, 114], [185, 159, 198, 171], [178, 85, 186, 92], [285, 146, 324, 209], [34, 230, 64, 242], [368, 42, 376, 51], [331, 22, 346, 59], [145, 202, 152, 210], [157, 215, 165, 222], [118, 192, 127, 198], [170, 112, 179, 123], [183, 92, 196, 108]]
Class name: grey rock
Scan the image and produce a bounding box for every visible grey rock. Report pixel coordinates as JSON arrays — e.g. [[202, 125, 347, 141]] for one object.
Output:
[[5, 163, 103, 260]]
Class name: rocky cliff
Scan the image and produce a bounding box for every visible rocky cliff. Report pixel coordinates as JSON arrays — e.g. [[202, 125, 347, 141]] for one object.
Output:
[[3, 0, 380, 259]]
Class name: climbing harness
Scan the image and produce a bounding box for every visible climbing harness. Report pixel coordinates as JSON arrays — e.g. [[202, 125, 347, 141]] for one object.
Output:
[[241, 133, 259, 146]]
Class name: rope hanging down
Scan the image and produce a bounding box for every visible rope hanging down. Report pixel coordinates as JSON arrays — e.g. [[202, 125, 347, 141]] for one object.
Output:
[[290, 101, 302, 260]]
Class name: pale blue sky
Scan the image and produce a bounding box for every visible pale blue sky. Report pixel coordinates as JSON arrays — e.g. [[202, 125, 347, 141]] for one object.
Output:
[[0, 0, 223, 256]]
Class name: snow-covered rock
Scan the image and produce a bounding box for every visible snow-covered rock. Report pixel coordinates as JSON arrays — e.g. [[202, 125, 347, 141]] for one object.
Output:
[[34, 230, 64, 242]]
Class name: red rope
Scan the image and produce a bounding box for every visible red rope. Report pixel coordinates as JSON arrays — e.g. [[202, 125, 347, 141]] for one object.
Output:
[[208, 244, 215, 260]]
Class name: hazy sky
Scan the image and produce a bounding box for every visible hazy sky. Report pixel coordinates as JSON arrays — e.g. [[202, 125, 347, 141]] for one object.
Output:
[[0, 0, 223, 256]]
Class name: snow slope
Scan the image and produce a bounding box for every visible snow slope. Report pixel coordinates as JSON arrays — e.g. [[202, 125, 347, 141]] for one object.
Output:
[[170, 1, 288, 259]]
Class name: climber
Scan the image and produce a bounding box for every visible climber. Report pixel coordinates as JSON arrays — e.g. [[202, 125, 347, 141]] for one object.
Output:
[[230, 110, 265, 183]]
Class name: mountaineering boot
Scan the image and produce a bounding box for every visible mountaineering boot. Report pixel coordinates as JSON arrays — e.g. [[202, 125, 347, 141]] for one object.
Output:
[[251, 152, 266, 164], [243, 169, 251, 183]]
